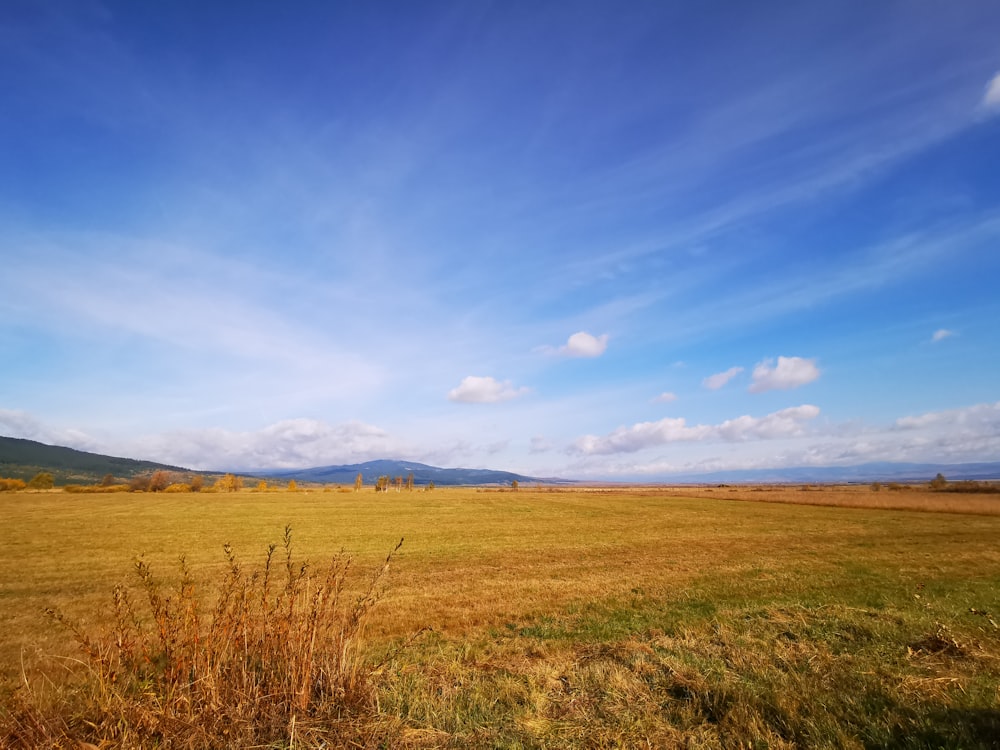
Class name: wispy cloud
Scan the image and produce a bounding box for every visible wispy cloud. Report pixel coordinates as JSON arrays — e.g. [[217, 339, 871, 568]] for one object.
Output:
[[529, 435, 554, 454], [0, 408, 101, 452], [894, 401, 1000, 433], [447, 376, 530, 404], [572, 405, 820, 455], [748, 357, 820, 393], [981, 72, 1000, 111], [703, 366, 743, 390], [652, 391, 677, 403], [931, 328, 955, 343]]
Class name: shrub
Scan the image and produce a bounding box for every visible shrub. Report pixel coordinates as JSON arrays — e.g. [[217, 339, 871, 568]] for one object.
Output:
[[128, 475, 150, 492], [27, 472, 54, 490], [63, 484, 132, 494], [163, 483, 192, 493], [12, 527, 403, 748], [0, 477, 27, 492], [148, 471, 172, 492]]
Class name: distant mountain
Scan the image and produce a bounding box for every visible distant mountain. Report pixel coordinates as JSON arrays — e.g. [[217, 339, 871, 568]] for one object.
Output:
[[0, 436, 193, 485], [262, 459, 548, 487], [5, 434, 998, 488], [647, 461, 1000, 484]]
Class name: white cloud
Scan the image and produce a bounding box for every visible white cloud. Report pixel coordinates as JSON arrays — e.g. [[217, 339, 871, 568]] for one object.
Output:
[[572, 401, 1000, 476], [129, 418, 398, 470], [529, 435, 554, 454], [556, 331, 609, 357], [981, 72, 1000, 111], [714, 404, 821, 440], [931, 328, 954, 343], [894, 401, 1000, 432], [703, 366, 743, 390], [652, 391, 678, 403], [572, 404, 820, 455], [0, 408, 101, 452], [447, 375, 530, 404], [748, 356, 820, 393]]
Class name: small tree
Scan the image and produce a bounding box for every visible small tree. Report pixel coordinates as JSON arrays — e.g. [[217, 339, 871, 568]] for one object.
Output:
[[930, 473, 948, 491], [214, 474, 242, 493], [394, 476, 403, 492], [257, 480, 268, 491], [406, 472, 414, 491], [28, 472, 54, 490], [511, 479, 519, 491], [149, 471, 171, 492], [101, 473, 116, 487], [427, 480, 435, 491], [190, 475, 204, 492], [870, 481, 881, 492], [288, 480, 299, 492], [354, 472, 363, 492]]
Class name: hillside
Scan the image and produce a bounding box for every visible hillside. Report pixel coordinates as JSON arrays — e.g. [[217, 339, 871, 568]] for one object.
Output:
[[262, 459, 547, 487], [0, 436, 191, 485]]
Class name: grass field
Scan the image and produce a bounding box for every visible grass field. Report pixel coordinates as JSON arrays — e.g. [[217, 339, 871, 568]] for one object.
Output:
[[1, 485, 999, 747]]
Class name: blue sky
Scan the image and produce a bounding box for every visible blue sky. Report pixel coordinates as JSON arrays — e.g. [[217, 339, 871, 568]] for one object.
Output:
[[2, 1, 999, 478]]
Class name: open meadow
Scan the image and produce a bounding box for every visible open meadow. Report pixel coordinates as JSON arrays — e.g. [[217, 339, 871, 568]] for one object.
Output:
[[1, 485, 999, 748]]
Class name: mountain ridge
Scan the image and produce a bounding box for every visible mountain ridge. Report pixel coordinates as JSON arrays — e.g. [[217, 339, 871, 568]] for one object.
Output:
[[3, 434, 999, 486], [0, 435, 192, 485], [260, 459, 551, 486]]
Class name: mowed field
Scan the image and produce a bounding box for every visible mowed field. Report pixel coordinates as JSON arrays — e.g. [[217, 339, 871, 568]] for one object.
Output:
[[2, 485, 999, 748]]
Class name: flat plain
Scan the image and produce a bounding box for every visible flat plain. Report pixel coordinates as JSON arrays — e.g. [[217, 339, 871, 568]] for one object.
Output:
[[2, 485, 999, 747]]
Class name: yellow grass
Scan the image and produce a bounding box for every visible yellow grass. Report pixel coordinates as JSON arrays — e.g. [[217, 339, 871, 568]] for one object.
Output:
[[659, 482, 1000, 514], [2, 486, 999, 747], [2, 485, 997, 676]]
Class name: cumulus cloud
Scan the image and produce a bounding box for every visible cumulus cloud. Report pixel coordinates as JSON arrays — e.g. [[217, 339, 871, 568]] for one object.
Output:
[[131, 418, 398, 470], [982, 71, 1000, 111], [652, 391, 678, 403], [748, 356, 820, 393], [556, 331, 610, 357], [931, 328, 954, 343], [0, 410, 404, 470], [572, 405, 820, 455], [702, 366, 743, 390], [447, 375, 530, 404]]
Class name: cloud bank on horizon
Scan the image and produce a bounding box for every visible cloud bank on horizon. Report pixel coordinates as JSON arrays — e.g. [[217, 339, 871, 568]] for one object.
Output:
[[1, 2, 998, 478]]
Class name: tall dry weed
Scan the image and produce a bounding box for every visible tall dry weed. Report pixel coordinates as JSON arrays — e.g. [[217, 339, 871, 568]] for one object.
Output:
[[3, 526, 401, 749]]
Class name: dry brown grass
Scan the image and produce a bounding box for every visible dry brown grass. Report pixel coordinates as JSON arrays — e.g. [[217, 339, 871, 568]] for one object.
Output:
[[3, 527, 401, 748], [648, 482, 1000, 515], [2, 486, 999, 747]]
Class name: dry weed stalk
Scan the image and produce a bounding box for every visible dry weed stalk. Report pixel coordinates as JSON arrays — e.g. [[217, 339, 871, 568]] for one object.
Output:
[[5, 526, 401, 748]]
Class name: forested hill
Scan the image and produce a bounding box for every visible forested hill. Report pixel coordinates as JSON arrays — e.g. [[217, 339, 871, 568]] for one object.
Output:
[[0, 436, 189, 485], [263, 459, 545, 486]]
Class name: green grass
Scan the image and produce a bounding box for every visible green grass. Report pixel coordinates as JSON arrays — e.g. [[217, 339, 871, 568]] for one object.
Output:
[[2, 487, 999, 747]]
